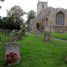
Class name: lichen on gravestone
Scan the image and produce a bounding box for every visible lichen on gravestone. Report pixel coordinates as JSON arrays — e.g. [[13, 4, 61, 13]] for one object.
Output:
[[44, 31, 51, 42], [4, 42, 21, 66]]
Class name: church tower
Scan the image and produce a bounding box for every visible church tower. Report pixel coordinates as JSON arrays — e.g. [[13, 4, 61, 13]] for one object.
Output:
[[37, 0, 48, 14]]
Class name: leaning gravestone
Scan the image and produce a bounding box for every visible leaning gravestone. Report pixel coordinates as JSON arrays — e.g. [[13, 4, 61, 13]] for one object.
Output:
[[4, 42, 20, 65]]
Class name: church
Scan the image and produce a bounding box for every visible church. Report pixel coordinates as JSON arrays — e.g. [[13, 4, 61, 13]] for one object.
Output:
[[30, 1, 67, 32]]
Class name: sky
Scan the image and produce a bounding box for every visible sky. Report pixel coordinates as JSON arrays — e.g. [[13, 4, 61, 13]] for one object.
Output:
[[0, 0, 67, 20]]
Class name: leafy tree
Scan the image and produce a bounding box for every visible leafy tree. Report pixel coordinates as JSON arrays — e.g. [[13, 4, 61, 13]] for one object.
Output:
[[3, 5, 26, 30], [26, 10, 36, 31], [27, 10, 36, 24], [1, 16, 23, 30], [7, 5, 25, 18]]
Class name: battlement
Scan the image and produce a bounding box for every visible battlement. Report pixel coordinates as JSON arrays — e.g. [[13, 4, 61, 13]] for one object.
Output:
[[37, 1, 48, 15]]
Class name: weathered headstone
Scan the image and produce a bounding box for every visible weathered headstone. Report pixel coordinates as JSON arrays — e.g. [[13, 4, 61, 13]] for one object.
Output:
[[12, 30, 15, 33], [8, 35, 15, 42], [20, 25, 26, 35], [44, 32, 50, 42], [36, 30, 40, 38], [15, 30, 22, 40], [22, 29, 25, 35], [4, 42, 20, 65]]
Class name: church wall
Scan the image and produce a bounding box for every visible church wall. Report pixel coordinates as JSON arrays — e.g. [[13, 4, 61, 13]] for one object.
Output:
[[65, 13, 67, 26], [49, 9, 67, 32], [30, 1, 67, 33]]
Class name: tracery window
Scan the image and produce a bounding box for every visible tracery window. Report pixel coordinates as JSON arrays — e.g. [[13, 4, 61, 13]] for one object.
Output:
[[56, 11, 64, 25]]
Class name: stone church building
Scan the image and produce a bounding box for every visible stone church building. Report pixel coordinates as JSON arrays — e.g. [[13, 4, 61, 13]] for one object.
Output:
[[30, 1, 67, 32]]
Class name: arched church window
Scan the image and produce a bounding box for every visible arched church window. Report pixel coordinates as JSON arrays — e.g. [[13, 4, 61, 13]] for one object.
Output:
[[56, 11, 64, 25]]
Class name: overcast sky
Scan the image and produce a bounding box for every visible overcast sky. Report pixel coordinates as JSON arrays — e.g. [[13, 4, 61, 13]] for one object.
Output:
[[0, 0, 67, 20]]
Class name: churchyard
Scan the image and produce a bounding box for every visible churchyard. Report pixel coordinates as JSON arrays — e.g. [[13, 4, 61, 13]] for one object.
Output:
[[0, 1, 67, 67], [0, 31, 67, 67]]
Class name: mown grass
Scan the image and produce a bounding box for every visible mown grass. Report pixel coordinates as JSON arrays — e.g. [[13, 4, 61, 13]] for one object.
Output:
[[51, 32, 67, 40], [34, 32, 67, 40], [0, 33, 67, 67]]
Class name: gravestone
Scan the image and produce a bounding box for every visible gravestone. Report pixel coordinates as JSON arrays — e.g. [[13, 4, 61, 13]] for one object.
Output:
[[15, 30, 22, 40], [12, 30, 15, 34], [36, 30, 40, 38], [21, 29, 25, 35], [4, 42, 20, 65], [8, 35, 15, 42], [44, 32, 50, 42]]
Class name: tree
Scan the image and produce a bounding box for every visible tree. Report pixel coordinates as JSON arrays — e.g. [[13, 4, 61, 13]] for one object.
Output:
[[7, 5, 25, 18], [1, 16, 23, 30], [26, 10, 36, 31], [4, 5, 25, 30], [27, 10, 36, 23], [0, 0, 5, 27]]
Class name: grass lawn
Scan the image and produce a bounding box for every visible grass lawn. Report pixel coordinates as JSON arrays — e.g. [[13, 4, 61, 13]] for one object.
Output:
[[51, 32, 67, 40], [30, 32, 67, 40], [0, 33, 67, 67]]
